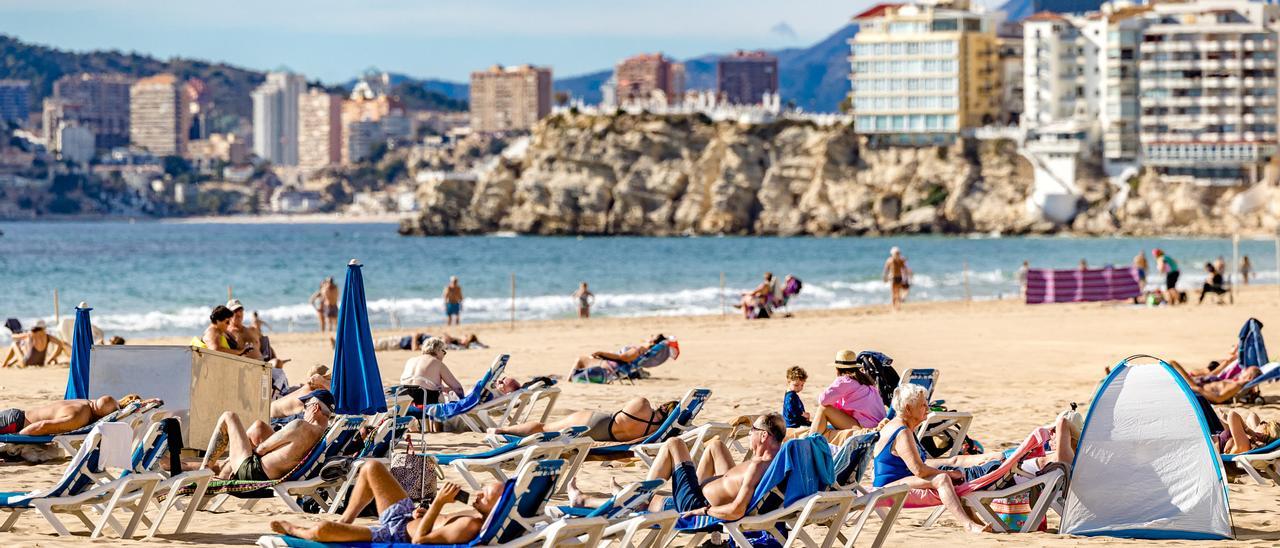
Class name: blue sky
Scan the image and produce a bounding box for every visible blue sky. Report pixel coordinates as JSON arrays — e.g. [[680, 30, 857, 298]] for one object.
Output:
[[0, 1, 865, 83]]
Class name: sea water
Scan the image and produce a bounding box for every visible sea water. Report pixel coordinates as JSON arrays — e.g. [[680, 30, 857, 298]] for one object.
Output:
[[0, 221, 1272, 340]]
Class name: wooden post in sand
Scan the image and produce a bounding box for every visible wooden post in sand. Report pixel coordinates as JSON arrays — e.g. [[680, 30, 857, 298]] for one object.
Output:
[[510, 273, 516, 330], [53, 288, 60, 325], [720, 272, 726, 317], [962, 261, 972, 302], [227, 285, 233, 301]]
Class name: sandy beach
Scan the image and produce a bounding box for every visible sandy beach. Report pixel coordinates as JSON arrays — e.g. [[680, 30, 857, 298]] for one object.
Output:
[[2, 289, 1279, 547]]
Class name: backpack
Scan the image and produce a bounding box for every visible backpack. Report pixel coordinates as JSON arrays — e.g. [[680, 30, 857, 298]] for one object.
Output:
[[856, 351, 899, 407]]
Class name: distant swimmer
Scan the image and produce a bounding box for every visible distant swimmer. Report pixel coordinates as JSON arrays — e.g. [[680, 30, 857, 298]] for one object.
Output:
[[310, 277, 339, 332], [883, 247, 911, 311], [443, 276, 463, 326], [573, 282, 595, 319]]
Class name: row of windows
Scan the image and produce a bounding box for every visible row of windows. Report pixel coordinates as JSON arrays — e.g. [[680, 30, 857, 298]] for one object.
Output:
[[852, 77, 959, 92], [1144, 144, 1259, 161], [852, 40, 958, 58], [854, 95, 958, 111], [1143, 124, 1274, 133], [1141, 106, 1276, 116], [852, 59, 957, 74], [855, 114, 959, 131]]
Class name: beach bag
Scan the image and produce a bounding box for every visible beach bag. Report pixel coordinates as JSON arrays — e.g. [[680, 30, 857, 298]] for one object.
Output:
[[388, 418, 439, 504], [856, 351, 899, 407]]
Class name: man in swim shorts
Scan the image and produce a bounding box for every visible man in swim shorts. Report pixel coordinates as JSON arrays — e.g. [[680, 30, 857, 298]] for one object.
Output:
[[269, 461, 501, 544], [0, 396, 120, 435], [443, 276, 463, 326], [645, 413, 784, 519], [199, 399, 329, 481]]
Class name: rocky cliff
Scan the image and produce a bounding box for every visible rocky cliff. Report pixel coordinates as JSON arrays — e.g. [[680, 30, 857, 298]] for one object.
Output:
[[398, 113, 1278, 237]]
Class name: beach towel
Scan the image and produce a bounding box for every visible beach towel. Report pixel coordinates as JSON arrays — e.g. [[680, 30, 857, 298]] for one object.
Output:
[[896, 427, 1051, 508], [1238, 318, 1268, 368]]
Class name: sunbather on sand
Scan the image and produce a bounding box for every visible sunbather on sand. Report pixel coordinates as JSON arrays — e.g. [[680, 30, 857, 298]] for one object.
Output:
[[270, 461, 500, 544], [490, 397, 678, 442], [374, 331, 486, 352], [873, 384, 994, 534], [197, 399, 329, 481], [570, 334, 667, 377], [639, 413, 784, 520], [1167, 360, 1262, 404], [1215, 409, 1280, 454], [1, 320, 69, 368], [0, 395, 123, 436]]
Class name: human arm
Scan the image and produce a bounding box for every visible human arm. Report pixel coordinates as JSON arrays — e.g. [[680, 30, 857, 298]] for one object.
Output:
[[883, 259, 891, 282], [19, 408, 85, 435], [818, 378, 846, 407], [254, 421, 298, 455], [439, 362, 466, 398], [897, 429, 958, 482], [693, 460, 766, 521], [409, 483, 483, 544], [45, 336, 69, 364]]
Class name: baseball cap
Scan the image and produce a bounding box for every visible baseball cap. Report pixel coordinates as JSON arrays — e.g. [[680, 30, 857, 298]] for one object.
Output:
[[300, 389, 335, 414], [309, 364, 331, 379], [226, 299, 244, 312]]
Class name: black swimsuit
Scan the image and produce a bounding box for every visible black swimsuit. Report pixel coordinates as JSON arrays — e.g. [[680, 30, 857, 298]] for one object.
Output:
[[607, 409, 666, 442]]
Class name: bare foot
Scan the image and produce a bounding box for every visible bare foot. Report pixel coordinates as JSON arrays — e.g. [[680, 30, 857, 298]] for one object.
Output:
[[567, 477, 586, 507], [609, 477, 624, 494], [271, 520, 305, 537], [964, 522, 993, 534]]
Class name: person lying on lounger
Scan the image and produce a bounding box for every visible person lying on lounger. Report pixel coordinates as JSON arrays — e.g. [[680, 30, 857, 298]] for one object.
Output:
[[570, 334, 668, 377], [643, 413, 784, 519], [0, 395, 123, 436], [1215, 409, 1280, 454], [270, 461, 500, 544], [196, 397, 330, 481], [270, 369, 332, 419], [1167, 360, 1262, 404], [490, 396, 678, 442], [374, 331, 487, 352]]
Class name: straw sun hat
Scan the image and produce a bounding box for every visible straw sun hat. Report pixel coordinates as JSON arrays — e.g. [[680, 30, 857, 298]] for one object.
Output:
[[834, 349, 858, 368]]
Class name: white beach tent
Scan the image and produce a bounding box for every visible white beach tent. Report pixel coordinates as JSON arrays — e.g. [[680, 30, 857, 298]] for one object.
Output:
[[1061, 355, 1233, 540]]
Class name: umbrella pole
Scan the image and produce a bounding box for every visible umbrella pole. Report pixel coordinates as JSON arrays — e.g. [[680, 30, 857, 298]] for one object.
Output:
[[53, 288, 59, 326], [510, 273, 516, 331]]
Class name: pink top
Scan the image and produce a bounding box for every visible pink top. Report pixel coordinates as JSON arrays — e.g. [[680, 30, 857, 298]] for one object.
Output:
[[820, 376, 887, 428]]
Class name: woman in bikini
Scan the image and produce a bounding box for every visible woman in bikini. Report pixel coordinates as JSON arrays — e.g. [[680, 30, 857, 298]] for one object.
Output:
[[1, 320, 68, 368], [490, 397, 678, 442]]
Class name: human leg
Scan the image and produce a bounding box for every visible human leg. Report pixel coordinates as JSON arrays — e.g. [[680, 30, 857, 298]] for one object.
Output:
[[206, 412, 255, 478], [647, 437, 693, 482], [695, 438, 735, 478], [928, 475, 990, 533], [248, 420, 274, 446], [810, 405, 859, 434], [340, 460, 410, 524], [271, 519, 373, 543]]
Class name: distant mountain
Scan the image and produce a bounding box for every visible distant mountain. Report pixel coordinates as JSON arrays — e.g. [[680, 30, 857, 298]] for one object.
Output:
[[555, 24, 860, 112], [997, 0, 1105, 22]]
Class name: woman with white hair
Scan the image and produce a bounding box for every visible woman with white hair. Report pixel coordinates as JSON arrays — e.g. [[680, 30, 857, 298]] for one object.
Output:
[[398, 337, 465, 405], [872, 384, 993, 533]]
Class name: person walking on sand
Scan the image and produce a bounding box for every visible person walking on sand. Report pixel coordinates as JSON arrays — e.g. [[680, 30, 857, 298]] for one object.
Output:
[[443, 277, 463, 325], [1016, 260, 1030, 298], [1241, 255, 1253, 285], [883, 247, 911, 310], [310, 277, 340, 332], [573, 282, 595, 319], [1153, 248, 1180, 305], [1133, 252, 1149, 291]]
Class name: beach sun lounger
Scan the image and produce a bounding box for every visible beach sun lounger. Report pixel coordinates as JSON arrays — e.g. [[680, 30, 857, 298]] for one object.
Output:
[[0, 399, 160, 457], [446, 427, 591, 495], [823, 432, 909, 548], [424, 355, 531, 433], [257, 459, 608, 548], [325, 414, 415, 513], [551, 479, 678, 548], [87, 420, 214, 538], [590, 388, 724, 463], [0, 425, 164, 539], [1223, 438, 1280, 486]]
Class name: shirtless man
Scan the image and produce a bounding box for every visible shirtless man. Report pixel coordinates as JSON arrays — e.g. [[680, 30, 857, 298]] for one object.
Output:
[[270, 462, 500, 544], [1, 320, 69, 368], [271, 377, 333, 421], [199, 398, 329, 481], [443, 277, 463, 326], [227, 299, 290, 367], [643, 413, 784, 520], [311, 277, 340, 333], [493, 397, 677, 443], [0, 396, 120, 435], [883, 247, 911, 311], [1167, 360, 1261, 404]]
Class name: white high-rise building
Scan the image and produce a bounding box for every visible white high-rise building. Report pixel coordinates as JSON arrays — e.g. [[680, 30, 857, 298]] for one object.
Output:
[[1021, 13, 1105, 134], [251, 72, 306, 165]]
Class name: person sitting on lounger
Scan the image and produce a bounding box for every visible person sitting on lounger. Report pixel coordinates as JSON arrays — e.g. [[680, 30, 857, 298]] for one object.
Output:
[[642, 413, 785, 519], [200, 397, 330, 481], [491, 397, 678, 443], [570, 334, 667, 378], [271, 369, 332, 420], [1167, 360, 1262, 404], [1215, 409, 1280, 454], [270, 461, 501, 544], [1, 320, 69, 368], [806, 350, 887, 443], [873, 384, 994, 534], [398, 338, 466, 406], [0, 395, 123, 436]]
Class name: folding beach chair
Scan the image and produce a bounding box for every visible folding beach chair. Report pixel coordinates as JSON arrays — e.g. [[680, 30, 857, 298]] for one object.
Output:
[[424, 355, 530, 433], [824, 432, 909, 548], [445, 427, 591, 495], [256, 459, 608, 548], [1223, 438, 1280, 486], [608, 340, 679, 384], [325, 415, 415, 513], [552, 479, 678, 548], [0, 399, 157, 457], [0, 425, 164, 539], [669, 435, 855, 548], [198, 416, 365, 513], [591, 388, 724, 463]]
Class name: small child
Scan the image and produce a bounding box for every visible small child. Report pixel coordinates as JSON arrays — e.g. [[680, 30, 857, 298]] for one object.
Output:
[[782, 366, 811, 428]]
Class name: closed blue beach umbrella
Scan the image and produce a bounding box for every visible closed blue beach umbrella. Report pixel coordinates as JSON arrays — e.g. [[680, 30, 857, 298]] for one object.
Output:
[[331, 260, 386, 415], [64, 302, 93, 400]]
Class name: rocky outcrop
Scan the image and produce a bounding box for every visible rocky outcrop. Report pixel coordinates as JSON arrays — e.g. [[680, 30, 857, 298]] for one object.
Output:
[[398, 112, 1276, 237]]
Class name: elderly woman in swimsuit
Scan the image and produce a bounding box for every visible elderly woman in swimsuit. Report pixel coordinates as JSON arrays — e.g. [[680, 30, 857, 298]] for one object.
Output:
[[490, 397, 679, 442]]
